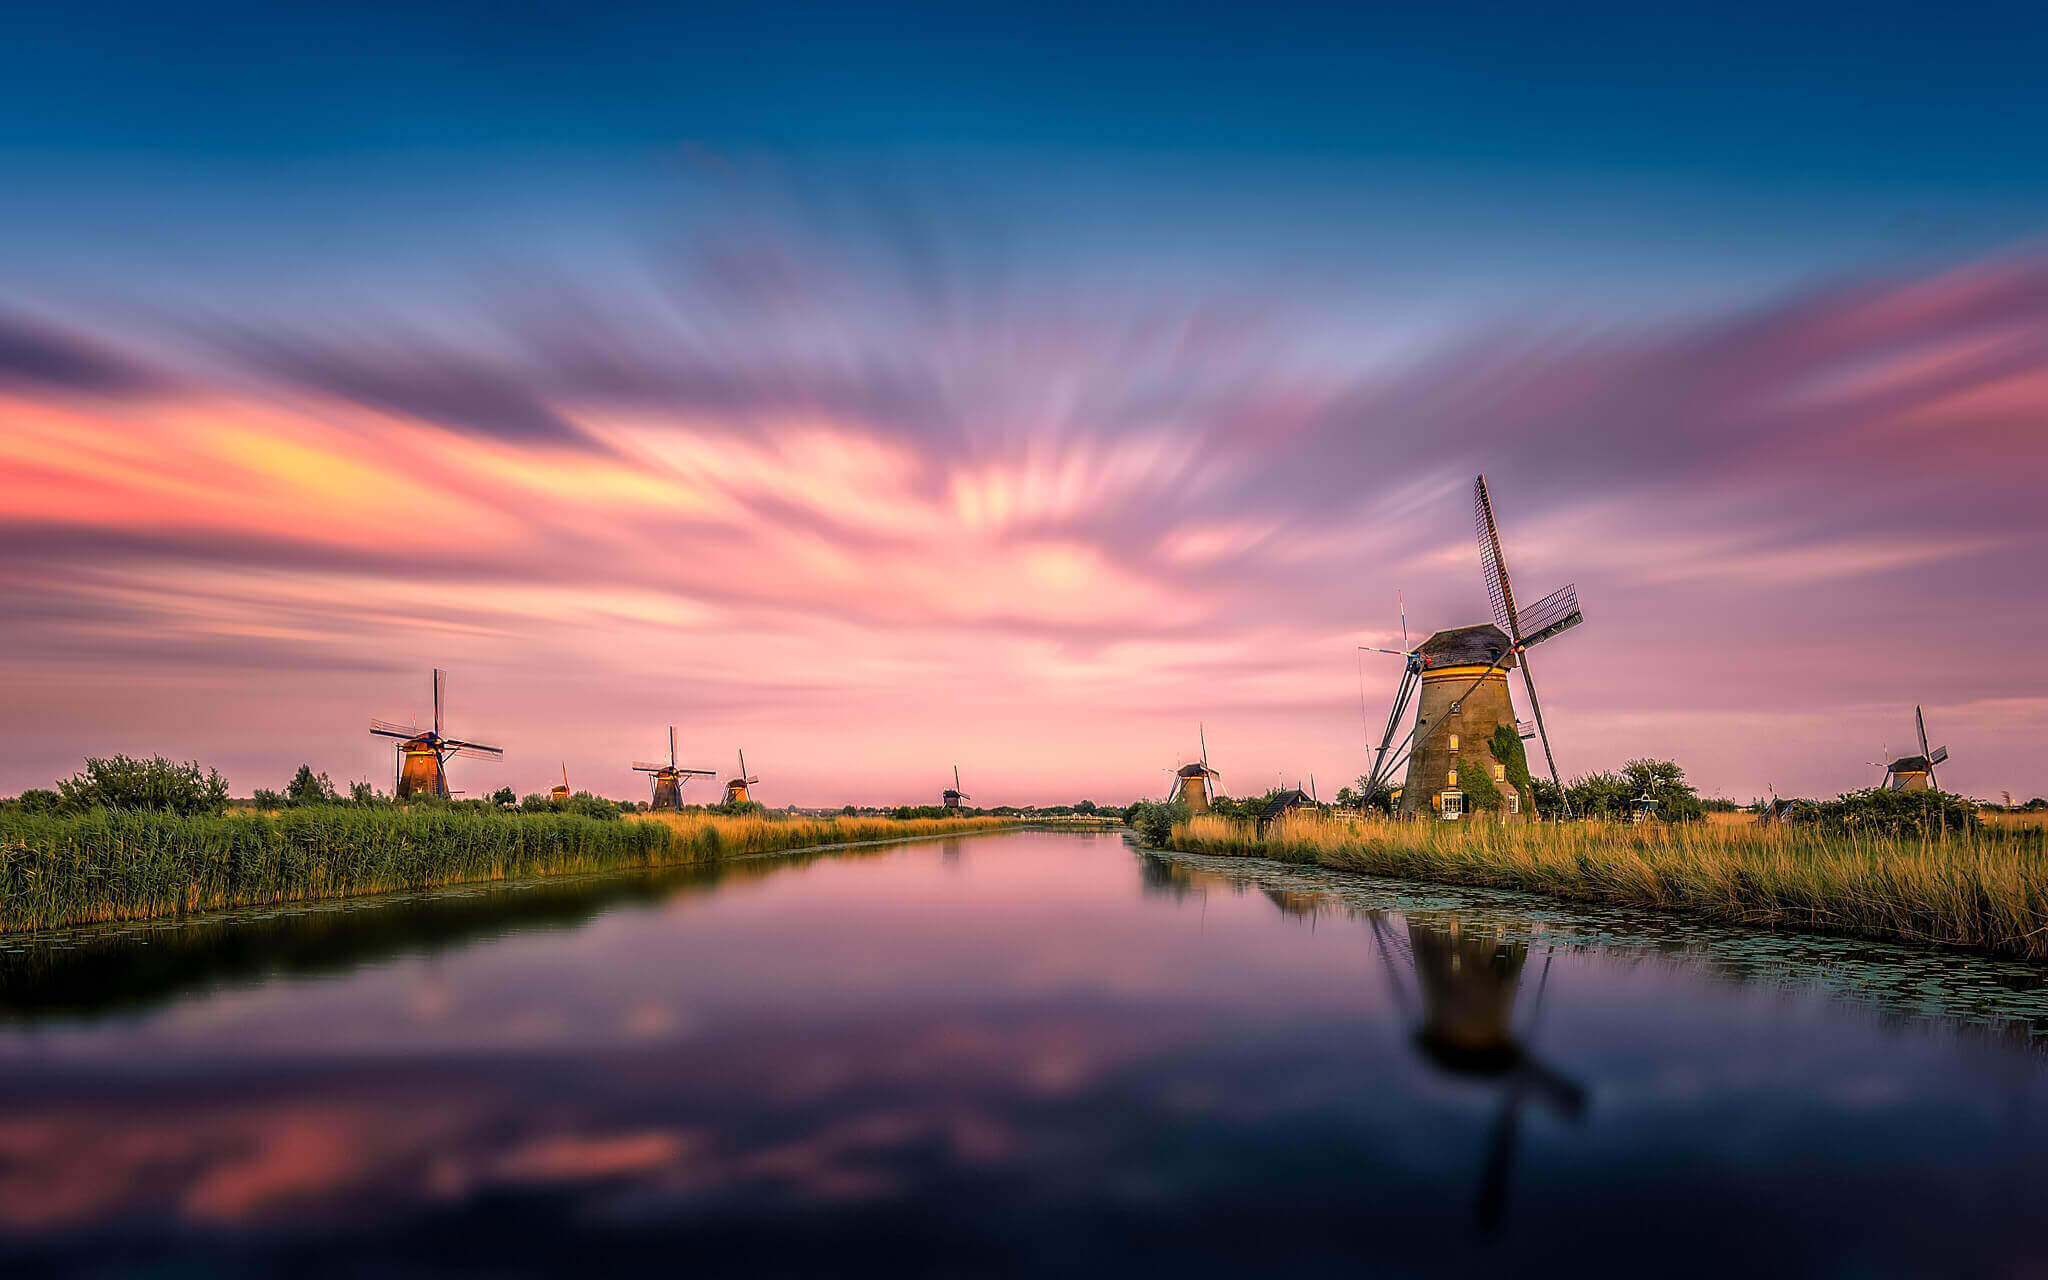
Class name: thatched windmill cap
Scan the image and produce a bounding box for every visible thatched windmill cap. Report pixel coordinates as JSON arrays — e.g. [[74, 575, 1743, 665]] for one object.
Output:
[[1887, 754, 1931, 773], [1417, 623, 1517, 670], [1177, 761, 1218, 778]]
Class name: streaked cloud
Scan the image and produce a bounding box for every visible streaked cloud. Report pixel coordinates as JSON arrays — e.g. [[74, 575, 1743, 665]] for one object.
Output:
[[2, 214, 2044, 801]]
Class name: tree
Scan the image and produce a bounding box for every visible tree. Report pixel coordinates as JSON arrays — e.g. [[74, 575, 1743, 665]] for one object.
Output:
[[349, 780, 379, 805], [251, 788, 283, 810], [284, 764, 337, 807], [58, 755, 228, 815], [490, 786, 517, 807], [1621, 758, 1703, 822]]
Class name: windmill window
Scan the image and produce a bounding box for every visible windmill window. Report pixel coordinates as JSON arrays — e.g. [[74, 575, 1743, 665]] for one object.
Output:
[[1441, 791, 1464, 819], [1493, 764, 1506, 781], [1448, 770, 1457, 787], [1448, 734, 1459, 750], [1508, 794, 1520, 814]]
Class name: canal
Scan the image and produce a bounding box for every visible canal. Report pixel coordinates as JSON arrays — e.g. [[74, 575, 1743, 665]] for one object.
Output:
[[2, 828, 2045, 1275]]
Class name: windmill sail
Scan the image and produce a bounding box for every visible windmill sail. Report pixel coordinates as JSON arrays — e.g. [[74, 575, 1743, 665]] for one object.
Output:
[[1474, 476, 1576, 817]]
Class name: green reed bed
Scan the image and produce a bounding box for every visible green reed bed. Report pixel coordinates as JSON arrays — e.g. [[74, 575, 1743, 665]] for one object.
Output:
[[0, 807, 1013, 934], [1168, 812, 2048, 959]]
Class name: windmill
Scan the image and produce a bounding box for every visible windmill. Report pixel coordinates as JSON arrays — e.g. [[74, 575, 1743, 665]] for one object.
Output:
[[1881, 706, 1949, 791], [1167, 724, 1222, 814], [1472, 475, 1582, 814], [942, 765, 971, 811], [551, 763, 571, 803], [1358, 611, 1536, 821], [724, 749, 759, 806], [632, 728, 716, 810], [369, 668, 503, 801]]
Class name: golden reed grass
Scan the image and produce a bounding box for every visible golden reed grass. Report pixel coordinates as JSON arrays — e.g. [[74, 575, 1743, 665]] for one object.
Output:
[[1169, 811, 2048, 958]]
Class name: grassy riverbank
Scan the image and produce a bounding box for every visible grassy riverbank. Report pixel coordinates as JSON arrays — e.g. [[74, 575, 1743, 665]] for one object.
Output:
[[1167, 812, 2048, 959], [0, 807, 1015, 934]]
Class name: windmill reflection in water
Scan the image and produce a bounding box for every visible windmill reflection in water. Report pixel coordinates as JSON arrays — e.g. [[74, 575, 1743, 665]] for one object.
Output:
[[1368, 912, 1588, 1233]]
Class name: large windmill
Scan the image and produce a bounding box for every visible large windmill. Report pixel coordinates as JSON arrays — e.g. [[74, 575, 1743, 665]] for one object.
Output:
[[942, 765, 971, 811], [369, 668, 503, 800], [1167, 724, 1222, 814], [633, 728, 716, 810], [724, 749, 759, 805], [1881, 706, 1950, 791], [1356, 478, 1581, 820]]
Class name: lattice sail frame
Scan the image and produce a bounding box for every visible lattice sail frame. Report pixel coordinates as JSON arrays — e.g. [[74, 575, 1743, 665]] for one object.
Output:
[[1474, 475, 1520, 640]]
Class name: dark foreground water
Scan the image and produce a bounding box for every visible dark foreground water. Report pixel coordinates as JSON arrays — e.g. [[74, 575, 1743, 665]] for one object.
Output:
[[4, 829, 2047, 1277]]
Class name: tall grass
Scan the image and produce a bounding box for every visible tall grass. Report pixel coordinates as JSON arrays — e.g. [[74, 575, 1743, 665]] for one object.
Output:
[[0, 807, 1014, 934], [1168, 811, 2048, 959]]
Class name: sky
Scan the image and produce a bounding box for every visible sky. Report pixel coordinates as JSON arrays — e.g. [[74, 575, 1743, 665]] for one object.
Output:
[[3, 1, 2046, 805]]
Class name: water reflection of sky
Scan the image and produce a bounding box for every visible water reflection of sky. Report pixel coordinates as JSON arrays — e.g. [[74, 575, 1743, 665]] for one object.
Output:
[[3, 830, 2046, 1276]]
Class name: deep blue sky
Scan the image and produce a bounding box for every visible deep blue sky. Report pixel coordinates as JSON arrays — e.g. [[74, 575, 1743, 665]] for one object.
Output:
[[8, 0, 2046, 186]]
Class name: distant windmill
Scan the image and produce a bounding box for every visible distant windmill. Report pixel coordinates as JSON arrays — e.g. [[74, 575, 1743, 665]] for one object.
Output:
[[1167, 724, 1222, 814], [369, 668, 503, 800], [551, 763, 571, 803], [724, 749, 759, 805], [632, 728, 716, 810], [1881, 706, 1949, 791], [942, 765, 971, 811]]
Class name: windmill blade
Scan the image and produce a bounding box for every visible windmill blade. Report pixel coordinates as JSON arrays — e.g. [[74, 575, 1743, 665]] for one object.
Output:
[[631, 762, 667, 773], [1517, 658, 1570, 818], [668, 726, 677, 769], [1359, 644, 1414, 658], [1199, 723, 1209, 768], [675, 768, 718, 777], [1399, 588, 1408, 651], [433, 668, 443, 735], [1516, 583, 1582, 649], [370, 717, 418, 737], [370, 725, 419, 741], [444, 741, 504, 760], [1474, 475, 1522, 641], [1916, 706, 1931, 758], [1928, 745, 1949, 766], [953, 764, 962, 791]]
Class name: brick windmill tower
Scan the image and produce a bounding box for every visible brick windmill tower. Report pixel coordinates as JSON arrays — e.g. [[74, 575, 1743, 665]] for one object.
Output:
[[1167, 724, 1222, 814], [1360, 477, 1582, 820], [633, 727, 715, 810], [723, 749, 759, 805], [369, 668, 503, 800]]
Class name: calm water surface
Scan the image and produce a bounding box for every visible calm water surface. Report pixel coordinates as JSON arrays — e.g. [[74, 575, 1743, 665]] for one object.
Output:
[[3, 829, 2047, 1277]]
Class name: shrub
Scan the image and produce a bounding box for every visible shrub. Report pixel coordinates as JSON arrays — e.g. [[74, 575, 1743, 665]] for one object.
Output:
[[1125, 799, 1190, 846], [1796, 787, 1978, 837], [58, 755, 229, 816]]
